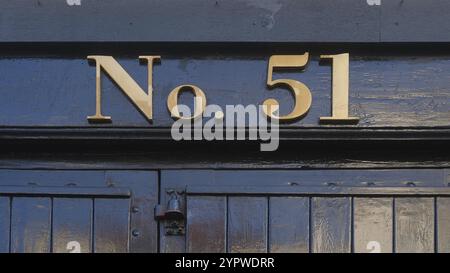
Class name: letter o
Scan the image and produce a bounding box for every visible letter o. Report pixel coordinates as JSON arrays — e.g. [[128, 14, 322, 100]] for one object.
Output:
[[167, 84, 207, 120]]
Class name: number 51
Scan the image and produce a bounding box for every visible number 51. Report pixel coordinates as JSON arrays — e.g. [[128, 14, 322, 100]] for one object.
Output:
[[263, 53, 359, 124]]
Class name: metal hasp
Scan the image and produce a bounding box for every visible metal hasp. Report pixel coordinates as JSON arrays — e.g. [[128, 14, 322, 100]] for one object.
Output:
[[155, 189, 185, 236]]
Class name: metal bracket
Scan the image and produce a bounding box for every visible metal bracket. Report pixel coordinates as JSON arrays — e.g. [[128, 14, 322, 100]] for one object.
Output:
[[155, 188, 185, 236]]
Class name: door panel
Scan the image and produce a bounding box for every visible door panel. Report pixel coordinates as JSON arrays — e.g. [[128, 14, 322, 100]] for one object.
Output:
[[228, 197, 268, 253], [354, 198, 393, 253], [0, 197, 10, 253], [311, 197, 351, 253], [11, 197, 52, 253], [437, 197, 450, 253], [0, 170, 158, 253], [395, 198, 434, 253], [94, 199, 130, 253], [186, 196, 226, 253], [52, 198, 93, 253], [161, 169, 449, 253], [269, 197, 309, 253]]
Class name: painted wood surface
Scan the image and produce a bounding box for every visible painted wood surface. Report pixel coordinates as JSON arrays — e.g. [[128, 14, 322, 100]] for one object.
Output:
[[2, 1, 450, 42], [0, 170, 158, 253], [0, 53, 448, 128]]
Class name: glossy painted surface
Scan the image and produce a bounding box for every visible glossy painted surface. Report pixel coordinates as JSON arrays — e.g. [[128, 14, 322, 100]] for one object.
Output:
[[0, 170, 158, 253], [3, 1, 450, 42], [94, 198, 130, 253], [0, 197, 10, 253], [52, 198, 92, 253], [437, 198, 450, 253], [0, 54, 449, 128], [162, 170, 450, 253], [311, 197, 351, 253], [0, 0, 449, 255], [228, 197, 267, 253], [10, 197, 52, 253], [269, 197, 309, 253], [354, 198, 393, 253], [395, 198, 435, 253], [186, 196, 226, 253]]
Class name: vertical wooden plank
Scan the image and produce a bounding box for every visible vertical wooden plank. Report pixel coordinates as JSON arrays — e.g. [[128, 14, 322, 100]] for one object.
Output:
[[186, 196, 226, 253], [10, 197, 51, 253], [312, 197, 351, 253], [94, 198, 130, 253], [269, 197, 309, 253], [106, 171, 159, 253], [395, 198, 434, 253], [354, 198, 393, 253], [52, 198, 93, 253], [228, 197, 267, 253], [437, 197, 450, 253], [0, 197, 10, 253]]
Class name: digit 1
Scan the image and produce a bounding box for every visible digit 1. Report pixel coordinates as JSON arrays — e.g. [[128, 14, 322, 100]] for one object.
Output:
[[319, 53, 359, 124]]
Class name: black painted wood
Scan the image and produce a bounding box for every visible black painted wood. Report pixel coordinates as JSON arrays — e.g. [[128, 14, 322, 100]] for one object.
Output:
[[186, 196, 226, 253], [93, 198, 130, 253], [0, 170, 158, 253], [269, 197, 309, 253], [162, 170, 450, 253], [228, 197, 268, 253], [0, 0, 379, 42], [0, 197, 10, 253], [0, 53, 448, 129], [105, 171, 158, 253], [394, 197, 434, 253], [0, 141, 449, 170], [52, 198, 92, 253], [311, 197, 351, 253], [10, 197, 51, 253], [4, 1, 450, 43], [163, 169, 448, 189], [353, 198, 392, 253], [381, 0, 450, 42], [0, 185, 130, 197], [437, 197, 450, 253]]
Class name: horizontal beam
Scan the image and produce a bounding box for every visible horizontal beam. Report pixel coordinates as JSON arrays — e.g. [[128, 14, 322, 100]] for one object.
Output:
[[188, 185, 450, 196], [0, 127, 449, 141], [0, 185, 131, 197], [1, 0, 449, 42], [0, 53, 449, 128]]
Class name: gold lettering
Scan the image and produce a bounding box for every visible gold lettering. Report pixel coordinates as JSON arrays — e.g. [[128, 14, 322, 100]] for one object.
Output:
[[87, 55, 160, 123], [167, 85, 207, 120], [263, 53, 312, 121], [319, 53, 359, 124]]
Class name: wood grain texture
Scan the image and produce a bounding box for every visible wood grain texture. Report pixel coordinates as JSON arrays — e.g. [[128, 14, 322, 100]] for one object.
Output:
[[93, 198, 130, 253], [395, 198, 434, 253], [10, 197, 51, 253], [105, 171, 158, 253], [269, 197, 309, 253], [0, 197, 10, 253], [437, 197, 450, 253], [52, 198, 92, 253], [311, 197, 351, 253], [228, 197, 268, 253], [381, 0, 450, 42], [354, 198, 393, 253], [0, 55, 448, 128], [186, 196, 226, 253]]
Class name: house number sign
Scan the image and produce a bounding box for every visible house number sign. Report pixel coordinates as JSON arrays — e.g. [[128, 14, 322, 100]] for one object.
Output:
[[87, 53, 359, 124]]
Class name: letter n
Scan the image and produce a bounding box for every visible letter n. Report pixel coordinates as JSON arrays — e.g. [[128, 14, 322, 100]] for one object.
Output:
[[87, 55, 160, 123]]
